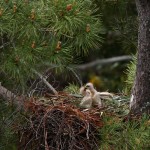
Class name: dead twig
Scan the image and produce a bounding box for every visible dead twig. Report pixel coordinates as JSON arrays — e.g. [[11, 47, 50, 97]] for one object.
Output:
[[33, 70, 58, 96]]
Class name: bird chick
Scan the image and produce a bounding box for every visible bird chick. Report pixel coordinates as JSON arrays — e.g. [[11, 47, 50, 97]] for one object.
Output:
[[85, 82, 113, 107], [85, 83, 97, 95], [80, 89, 92, 109], [92, 92, 102, 108], [85, 83, 102, 107], [99, 91, 113, 100], [79, 86, 86, 96]]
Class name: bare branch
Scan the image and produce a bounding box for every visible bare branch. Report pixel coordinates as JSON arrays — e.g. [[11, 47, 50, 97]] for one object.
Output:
[[0, 83, 23, 109], [66, 67, 83, 86], [33, 70, 58, 96], [76, 55, 133, 70]]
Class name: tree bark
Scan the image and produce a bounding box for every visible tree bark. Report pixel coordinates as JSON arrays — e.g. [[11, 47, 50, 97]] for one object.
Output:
[[131, 0, 150, 114], [0, 84, 24, 109]]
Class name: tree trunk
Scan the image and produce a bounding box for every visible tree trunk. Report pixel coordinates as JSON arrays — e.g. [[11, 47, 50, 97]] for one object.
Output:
[[130, 0, 150, 114]]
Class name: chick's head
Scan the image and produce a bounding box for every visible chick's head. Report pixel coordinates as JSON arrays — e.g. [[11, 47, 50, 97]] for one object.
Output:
[[85, 82, 94, 91]]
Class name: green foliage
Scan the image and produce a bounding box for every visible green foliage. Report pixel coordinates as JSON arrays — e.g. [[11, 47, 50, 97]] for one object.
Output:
[[64, 83, 79, 94], [93, 0, 137, 55], [0, 0, 103, 87], [98, 95, 149, 149], [0, 100, 18, 150], [105, 96, 130, 116], [99, 114, 150, 150], [124, 56, 137, 94]]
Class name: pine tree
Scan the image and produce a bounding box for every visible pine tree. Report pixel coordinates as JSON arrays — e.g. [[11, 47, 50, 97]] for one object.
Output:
[[0, 1, 103, 148], [0, 0, 103, 92]]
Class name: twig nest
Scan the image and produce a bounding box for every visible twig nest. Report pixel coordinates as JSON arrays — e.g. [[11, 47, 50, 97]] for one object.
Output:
[[19, 99, 103, 150]]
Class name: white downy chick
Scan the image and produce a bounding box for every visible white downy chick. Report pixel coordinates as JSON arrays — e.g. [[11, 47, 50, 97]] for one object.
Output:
[[85, 83, 113, 107], [92, 92, 102, 107], [85, 83, 102, 107], [79, 86, 86, 96], [85, 83, 97, 95], [80, 89, 92, 109], [98, 92, 113, 100]]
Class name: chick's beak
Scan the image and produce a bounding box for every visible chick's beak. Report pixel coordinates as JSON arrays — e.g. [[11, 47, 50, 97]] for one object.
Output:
[[84, 85, 89, 90], [84, 87, 87, 91]]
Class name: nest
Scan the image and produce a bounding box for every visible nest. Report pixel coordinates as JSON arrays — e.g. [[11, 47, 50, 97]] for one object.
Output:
[[18, 93, 103, 150]]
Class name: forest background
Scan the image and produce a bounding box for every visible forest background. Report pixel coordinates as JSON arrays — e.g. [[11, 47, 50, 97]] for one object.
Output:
[[1, 0, 149, 150]]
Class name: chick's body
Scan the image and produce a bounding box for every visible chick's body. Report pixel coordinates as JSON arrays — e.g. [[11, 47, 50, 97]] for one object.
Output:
[[92, 92, 102, 107], [80, 89, 92, 109], [79, 86, 86, 96], [85, 83, 113, 107]]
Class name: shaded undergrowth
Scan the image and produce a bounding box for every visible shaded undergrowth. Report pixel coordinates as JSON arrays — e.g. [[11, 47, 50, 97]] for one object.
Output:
[[99, 113, 150, 150]]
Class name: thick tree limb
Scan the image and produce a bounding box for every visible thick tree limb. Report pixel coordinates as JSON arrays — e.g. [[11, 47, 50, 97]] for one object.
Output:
[[77, 55, 133, 70], [0, 83, 23, 108], [0, 70, 58, 106]]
